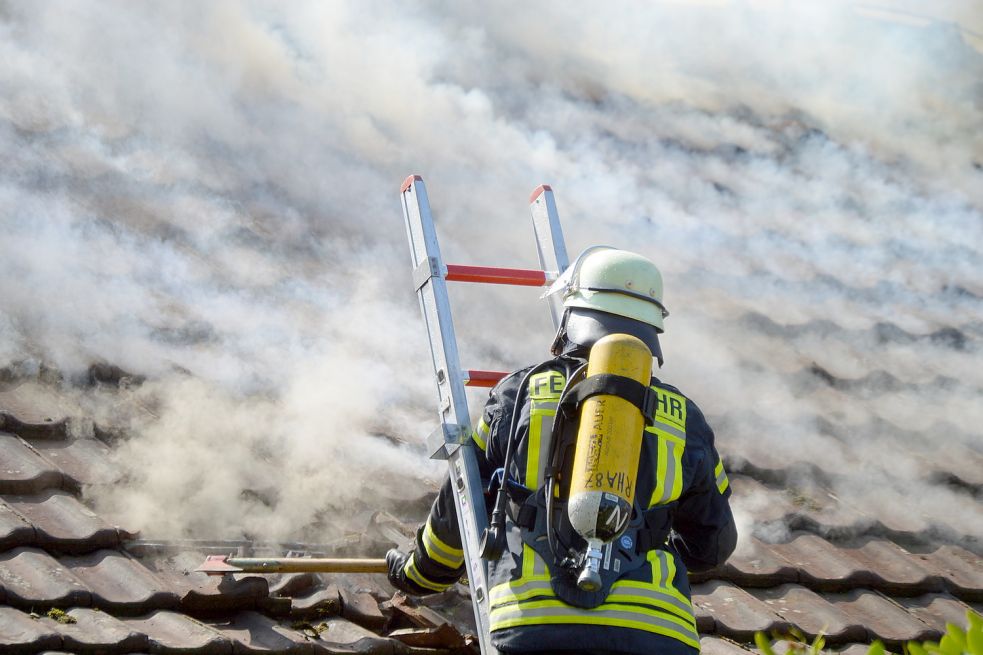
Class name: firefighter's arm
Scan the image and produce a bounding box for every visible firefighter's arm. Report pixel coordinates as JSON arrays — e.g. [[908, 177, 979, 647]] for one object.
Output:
[[387, 383, 510, 595], [670, 403, 737, 572]]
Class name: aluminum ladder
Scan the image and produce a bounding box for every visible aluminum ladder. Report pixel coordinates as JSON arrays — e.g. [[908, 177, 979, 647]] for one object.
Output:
[[400, 175, 570, 654]]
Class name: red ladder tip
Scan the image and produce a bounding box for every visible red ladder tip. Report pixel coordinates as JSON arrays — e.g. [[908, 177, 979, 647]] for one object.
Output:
[[401, 174, 424, 193], [529, 184, 552, 203]]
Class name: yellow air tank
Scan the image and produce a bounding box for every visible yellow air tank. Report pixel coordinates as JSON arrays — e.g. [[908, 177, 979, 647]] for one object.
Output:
[[566, 333, 652, 591]]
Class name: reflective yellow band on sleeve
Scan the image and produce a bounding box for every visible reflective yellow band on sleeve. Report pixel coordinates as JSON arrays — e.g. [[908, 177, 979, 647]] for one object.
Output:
[[472, 417, 490, 452], [403, 553, 453, 592], [646, 387, 687, 508], [422, 519, 464, 569], [714, 458, 729, 494]]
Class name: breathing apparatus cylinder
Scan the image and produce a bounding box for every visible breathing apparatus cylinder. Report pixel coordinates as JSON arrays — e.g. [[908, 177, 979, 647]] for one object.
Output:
[[566, 333, 652, 591]]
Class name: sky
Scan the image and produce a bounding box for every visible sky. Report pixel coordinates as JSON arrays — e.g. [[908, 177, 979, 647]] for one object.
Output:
[[0, 0, 980, 547]]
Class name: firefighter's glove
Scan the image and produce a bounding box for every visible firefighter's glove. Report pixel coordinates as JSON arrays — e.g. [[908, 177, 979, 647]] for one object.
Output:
[[386, 548, 434, 596]]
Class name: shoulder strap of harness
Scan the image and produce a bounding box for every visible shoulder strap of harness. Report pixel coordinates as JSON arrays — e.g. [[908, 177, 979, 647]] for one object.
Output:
[[559, 373, 657, 425]]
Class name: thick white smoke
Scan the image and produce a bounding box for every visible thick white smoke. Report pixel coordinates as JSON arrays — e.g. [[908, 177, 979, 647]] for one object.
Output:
[[0, 1, 980, 546]]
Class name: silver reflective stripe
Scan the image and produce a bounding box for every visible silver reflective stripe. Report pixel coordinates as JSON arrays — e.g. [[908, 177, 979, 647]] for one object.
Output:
[[650, 439, 679, 505], [489, 603, 699, 644], [490, 579, 553, 606], [608, 584, 692, 618], [652, 419, 685, 441], [534, 401, 558, 411]]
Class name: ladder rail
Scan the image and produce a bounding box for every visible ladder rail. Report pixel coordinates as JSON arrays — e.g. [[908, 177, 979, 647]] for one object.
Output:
[[400, 175, 570, 654], [400, 175, 497, 655]]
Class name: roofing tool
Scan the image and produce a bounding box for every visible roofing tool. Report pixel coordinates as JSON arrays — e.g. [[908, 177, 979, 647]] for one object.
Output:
[[400, 175, 570, 655], [197, 555, 387, 575], [565, 333, 652, 591]]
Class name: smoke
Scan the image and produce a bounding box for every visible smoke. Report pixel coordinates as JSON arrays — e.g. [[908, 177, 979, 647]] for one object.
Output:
[[1, 0, 980, 547]]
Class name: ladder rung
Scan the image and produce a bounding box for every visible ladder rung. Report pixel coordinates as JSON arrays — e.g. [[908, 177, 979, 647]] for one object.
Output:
[[445, 264, 548, 287], [463, 370, 509, 387]]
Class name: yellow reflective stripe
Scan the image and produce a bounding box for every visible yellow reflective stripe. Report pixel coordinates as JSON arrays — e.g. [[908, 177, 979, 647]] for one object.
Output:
[[652, 550, 691, 605], [403, 553, 452, 592], [490, 578, 553, 606], [472, 417, 490, 451], [422, 519, 464, 569], [525, 371, 564, 489], [489, 599, 700, 649], [715, 458, 730, 494]]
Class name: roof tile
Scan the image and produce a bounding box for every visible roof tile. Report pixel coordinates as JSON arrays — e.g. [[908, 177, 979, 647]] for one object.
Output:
[[750, 584, 866, 644], [340, 588, 388, 631], [896, 594, 978, 633], [62, 550, 180, 614], [0, 433, 64, 495], [5, 491, 119, 554], [916, 544, 983, 602], [150, 563, 272, 613], [767, 533, 867, 592], [314, 616, 399, 655], [701, 636, 754, 655], [0, 606, 62, 653], [827, 590, 936, 645], [31, 437, 122, 489], [290, 585, 342, 619], [692, 580, 790, 640], [123, 610, 233, 654], [0, 499, 36, 551], [44, 607, 148, 654], [844, 539, 945, 596], [697, 537, 798, 587], [205, 611, 322, 653], [0, 547, 91, 609]]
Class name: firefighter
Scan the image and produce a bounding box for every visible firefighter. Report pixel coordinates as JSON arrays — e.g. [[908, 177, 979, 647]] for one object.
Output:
[[388, 247, 737, 655]]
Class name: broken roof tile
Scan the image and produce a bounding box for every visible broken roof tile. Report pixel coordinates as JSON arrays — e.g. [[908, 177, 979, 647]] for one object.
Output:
[[205, 611, 321, 653], [63, 549, 180, 614], [0, 547, 91, 609], [149, 563, 272, 613], [388, 623, 467, 650], [692, 580, 790, 640], [340, 587, 388, 631], [0, 433, 64, 494], [270, 572, 320, 599], [123, 609, 232, 654], [750, 584, 866, 644], [828, 590, 936, 645], [291, 585, 342, 620], [0, 606, 63, 653], [4, 491, 119, 554], [43, 606, 149, 654]]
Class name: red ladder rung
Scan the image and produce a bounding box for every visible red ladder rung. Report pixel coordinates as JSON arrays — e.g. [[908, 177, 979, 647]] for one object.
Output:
[[445, 264, 548, 287], [463, 370, 509, 387]]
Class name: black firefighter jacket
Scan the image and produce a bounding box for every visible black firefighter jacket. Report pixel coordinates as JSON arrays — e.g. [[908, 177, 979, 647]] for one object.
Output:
[[402, 355, 737, 655]]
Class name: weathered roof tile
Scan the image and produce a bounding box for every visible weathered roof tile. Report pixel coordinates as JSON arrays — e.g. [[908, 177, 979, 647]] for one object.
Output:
[[896, 594, 978, 633], [845, 539, 945, 596], [5, 491, 119, 554], [0, 547, 91, 609], [917, 544, 983, 602], [0, 433, 64, 495], [44, 607, 148, 654], [767, 533, 866, 592], [697, 537, 798, 587], [205, 611, 323, 653], [63, 549, 180, 614], [692, 581, 790, 640], [31, 437, 122, 489], [0, 606, 63, 653], [123, 610, 233, 654], [0, 499, 36, 551], [828, 590, 936, 645], [751, 584, 866, 644], [150, 563, 272, 613], [314, 616, 399, 655]]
